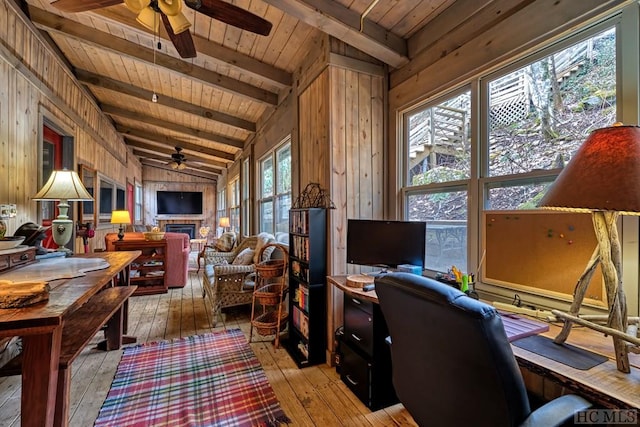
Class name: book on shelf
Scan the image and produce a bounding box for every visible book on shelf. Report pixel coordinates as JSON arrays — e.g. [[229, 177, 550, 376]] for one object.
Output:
[[291, 210, 309, 234], [145, 270, 165, 277], [292, 306, 309, 339]]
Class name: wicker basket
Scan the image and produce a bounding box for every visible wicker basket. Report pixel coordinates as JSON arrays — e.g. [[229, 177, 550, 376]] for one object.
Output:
[[254, 283, 287, 305], [143, 231, 165, 241], [256, 259, 285, 278], [252, 310, 288, 336], [256, 243, 289, 278]]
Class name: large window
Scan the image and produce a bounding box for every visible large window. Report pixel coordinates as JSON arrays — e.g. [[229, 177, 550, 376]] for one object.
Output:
[[258, 137, 291, 234], [134, 181, 143, 223], [229, 177, 240, 233], [401, 23, 618, 282], [216, 188, 226, 234], [405, 89, 471, 272], [242, 157, 250, 236], [484, 27, 616, 209]]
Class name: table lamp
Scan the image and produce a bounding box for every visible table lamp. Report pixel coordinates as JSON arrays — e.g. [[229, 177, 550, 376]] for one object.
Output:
[[218, 217, 230, 233], [111, 210, 132, 241], [537, 123, 640, 373], [32, 169, 94, 254]]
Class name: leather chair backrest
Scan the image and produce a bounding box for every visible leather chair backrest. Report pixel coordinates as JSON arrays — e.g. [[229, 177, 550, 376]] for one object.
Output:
[[375, 272, 531, 427]]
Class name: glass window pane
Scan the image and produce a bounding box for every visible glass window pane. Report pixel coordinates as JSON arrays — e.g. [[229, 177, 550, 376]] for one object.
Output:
[[275, 194, 291, 233], [486, 181, 553, 210], [260, 200, 273, 234], [276, 144, 291, 194], [408, 191, 467, 273], [261, 158, 273, 197], [488, 28, 616, 176], [407, 90, 471, 186]]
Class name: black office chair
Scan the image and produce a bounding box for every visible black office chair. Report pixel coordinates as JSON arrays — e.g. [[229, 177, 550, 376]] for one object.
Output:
[[375, 272, 591, 427]]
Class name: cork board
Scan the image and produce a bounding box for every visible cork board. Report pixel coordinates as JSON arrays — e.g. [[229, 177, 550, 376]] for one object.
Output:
[[483, 211, 605, 306]]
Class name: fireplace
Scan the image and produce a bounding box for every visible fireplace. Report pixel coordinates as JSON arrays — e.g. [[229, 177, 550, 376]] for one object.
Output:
[[165, 224, 196, 239]]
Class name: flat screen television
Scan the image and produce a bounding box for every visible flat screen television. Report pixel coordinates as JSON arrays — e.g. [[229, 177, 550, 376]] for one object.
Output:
[[347, 219, 427, 269], [156, 191, 203, 215]]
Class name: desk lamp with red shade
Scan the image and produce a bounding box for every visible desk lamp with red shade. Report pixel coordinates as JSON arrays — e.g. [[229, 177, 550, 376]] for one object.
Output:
[[537, 124, 640, 373]]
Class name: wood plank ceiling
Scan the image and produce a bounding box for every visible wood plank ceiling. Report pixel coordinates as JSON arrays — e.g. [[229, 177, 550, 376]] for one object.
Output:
[[19, 0, 525, 181]]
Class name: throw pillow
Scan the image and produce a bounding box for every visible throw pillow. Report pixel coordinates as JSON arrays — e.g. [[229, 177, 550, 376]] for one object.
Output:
[[215, 232, 236, 252], [232, 248, 255, 265], [253, 232, 273, 264]]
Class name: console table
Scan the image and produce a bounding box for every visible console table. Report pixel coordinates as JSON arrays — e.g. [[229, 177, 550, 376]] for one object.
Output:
[[0, 251, 140, 427], [328, 274, 640, 409]]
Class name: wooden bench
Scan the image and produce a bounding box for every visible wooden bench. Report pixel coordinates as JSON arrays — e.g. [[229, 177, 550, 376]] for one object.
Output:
[[0, 285, 137, 427]]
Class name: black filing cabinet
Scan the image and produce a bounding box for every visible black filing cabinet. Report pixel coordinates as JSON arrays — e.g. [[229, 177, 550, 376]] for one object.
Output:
[[340, 294, 397, 410]]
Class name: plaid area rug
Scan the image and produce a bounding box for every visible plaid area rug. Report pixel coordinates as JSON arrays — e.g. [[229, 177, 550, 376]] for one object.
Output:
[[95, 329, 290, 427]]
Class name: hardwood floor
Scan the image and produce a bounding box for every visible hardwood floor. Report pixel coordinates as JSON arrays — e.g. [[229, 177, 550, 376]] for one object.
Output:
[[0, 269, 417, 426]]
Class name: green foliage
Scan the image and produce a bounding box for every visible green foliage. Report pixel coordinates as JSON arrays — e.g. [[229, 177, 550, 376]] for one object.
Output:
[[412, 166, 466, 186]]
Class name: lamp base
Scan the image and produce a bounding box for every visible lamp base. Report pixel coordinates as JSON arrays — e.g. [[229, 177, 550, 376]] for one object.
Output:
[[117, 225, 125, 240], [52, 217, 74, 256]]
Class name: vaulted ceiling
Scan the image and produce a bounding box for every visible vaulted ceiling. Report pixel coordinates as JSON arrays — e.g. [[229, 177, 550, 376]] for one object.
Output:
[[20, 0, 527, 181]]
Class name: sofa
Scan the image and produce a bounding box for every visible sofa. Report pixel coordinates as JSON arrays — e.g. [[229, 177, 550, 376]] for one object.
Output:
[[105, 232, 190, 288]]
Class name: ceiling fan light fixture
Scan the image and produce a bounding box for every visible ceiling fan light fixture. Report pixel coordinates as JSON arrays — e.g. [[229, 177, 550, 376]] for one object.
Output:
[[170, 161, 178, 169], [136, 6, 159, 32], [177, 162, 187, 170], [157, 0, 181, 15], [166, 12, 191, 34], [124, 0, 150, 14]]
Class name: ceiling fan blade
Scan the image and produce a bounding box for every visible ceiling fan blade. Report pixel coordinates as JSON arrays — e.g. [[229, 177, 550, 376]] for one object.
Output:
[[185, 0, 272, 36], [161, 14, 197, 58], [50, 0, 122, 13]]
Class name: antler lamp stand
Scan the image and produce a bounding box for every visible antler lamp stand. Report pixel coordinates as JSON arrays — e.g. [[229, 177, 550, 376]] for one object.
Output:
[[538, 124, 640, 373]]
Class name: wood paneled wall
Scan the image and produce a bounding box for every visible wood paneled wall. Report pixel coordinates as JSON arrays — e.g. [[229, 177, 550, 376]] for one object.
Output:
[[0, 0, 142, 253], [296, 48, 385, 356], [142, 168, 217, 231]]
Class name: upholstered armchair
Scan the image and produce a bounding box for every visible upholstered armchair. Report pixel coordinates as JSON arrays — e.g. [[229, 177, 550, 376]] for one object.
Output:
[[202, 233, 277, 327], [375, 272, 591, 427]]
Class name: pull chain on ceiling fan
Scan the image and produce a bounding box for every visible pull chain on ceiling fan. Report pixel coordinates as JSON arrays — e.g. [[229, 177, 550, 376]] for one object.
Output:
[[50, 0, 273, 59]]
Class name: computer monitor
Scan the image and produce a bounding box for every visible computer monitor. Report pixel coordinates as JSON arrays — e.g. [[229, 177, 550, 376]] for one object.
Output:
[[346, 219, 426, 269]]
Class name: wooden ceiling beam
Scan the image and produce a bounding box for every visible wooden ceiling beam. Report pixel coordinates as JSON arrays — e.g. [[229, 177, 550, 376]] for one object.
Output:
[[29, 6, 279, 105], [119, 127, 233, 165], [102, 104, 244, 151], [262, 0, 408, 68], [141, 159, 218, 181], [75, 69, 256, 133], [92, 7, 293, 89], [133, 149, 222, 175]]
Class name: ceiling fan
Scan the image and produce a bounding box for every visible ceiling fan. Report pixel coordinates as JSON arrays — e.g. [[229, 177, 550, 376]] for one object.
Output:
[[169, 146, 187, 170], [49, 0, 273, 59]]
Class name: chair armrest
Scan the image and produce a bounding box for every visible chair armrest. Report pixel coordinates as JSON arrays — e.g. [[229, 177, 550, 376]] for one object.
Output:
[[520, 394, 591, 427], [203, 250, 235, 266], [213, 264, 256, 276]]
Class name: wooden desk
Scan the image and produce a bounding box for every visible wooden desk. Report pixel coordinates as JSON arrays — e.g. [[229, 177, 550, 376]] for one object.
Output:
[[328, 274, 640, 409], [0, 251, 140, 427]]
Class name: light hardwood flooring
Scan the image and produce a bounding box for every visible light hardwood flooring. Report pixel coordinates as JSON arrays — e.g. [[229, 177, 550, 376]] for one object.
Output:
[[0, 268, 417, 427]]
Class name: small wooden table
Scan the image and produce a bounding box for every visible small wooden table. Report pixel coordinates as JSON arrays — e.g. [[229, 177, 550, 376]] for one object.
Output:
[[328, 274, 640, 409], [0, 251, 140, 427]]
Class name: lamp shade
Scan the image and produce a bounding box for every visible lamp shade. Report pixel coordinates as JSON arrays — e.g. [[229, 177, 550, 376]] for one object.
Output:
[[538, 125, 640, 215], [218, 217, 230, 228], [110, 210, 132, 225], [33, 170, 94, 201]]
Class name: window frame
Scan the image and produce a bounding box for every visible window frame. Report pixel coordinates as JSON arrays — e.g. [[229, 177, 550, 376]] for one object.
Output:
[[398, 13, 636, 312], [257, 136, 291, 234]]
